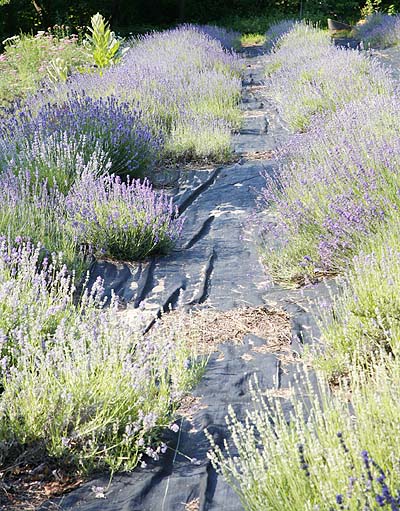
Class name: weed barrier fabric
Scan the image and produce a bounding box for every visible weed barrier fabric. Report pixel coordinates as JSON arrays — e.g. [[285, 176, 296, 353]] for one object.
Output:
[[43, 335, 320, 511], [40, 48, 328, 511], [88, 160, 275, 317]]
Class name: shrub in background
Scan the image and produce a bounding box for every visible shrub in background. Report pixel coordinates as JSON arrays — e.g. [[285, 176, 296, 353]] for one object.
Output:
[[0, 31, 91, 107], [217, 13, 284, 36], [265, 23, 392, 131], [352, 12, 400, 47], [66, 171, 184, 261], [84, 12, 128, 70]]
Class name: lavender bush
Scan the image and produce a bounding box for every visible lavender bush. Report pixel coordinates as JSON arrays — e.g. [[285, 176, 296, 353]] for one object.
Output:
[[0, 169, 84, 272], [318, 216, 400, 376], [0, 239, 80, 364], [265, 23, 393, 131], [66, 170, 184, 261], [0, 239, 198, 472], [261, 94, 400, 284], [0, 130, 112, 194], [208, 359, 400, 510], [190, 24, 241, 50], [352, 13, 400, 48], [0, 157, 183, 272], [265, 19, 297, 47], [338, 449, 400, 510], [166, 112, 232, 162], [2, 93, 161, 183]]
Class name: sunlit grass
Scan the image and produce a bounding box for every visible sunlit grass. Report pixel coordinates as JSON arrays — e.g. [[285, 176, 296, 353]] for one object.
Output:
[[0, 31, 91, 107], [240, 33, 266, 46]]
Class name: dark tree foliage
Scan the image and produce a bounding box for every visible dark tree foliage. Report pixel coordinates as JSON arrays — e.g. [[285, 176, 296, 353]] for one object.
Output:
[[1, 0, 400, 40]]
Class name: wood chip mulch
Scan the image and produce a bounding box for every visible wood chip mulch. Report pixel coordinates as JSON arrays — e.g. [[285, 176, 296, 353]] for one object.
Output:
[[0, 459, 83, 511], [0, 441, 88, 510]]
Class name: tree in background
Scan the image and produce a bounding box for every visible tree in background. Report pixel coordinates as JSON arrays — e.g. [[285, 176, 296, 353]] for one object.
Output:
[[1, 0, 400, 41]]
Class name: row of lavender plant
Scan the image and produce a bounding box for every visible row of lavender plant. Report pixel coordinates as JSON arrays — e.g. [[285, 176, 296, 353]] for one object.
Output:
[[0, 25, 239, 475], [352, 12, 400, 49], [22, 25, 242, 164], [264, 23, 392, 131], [261, 22, 395, 284], [261, 23, 400, 369], [0, 25, 241, 266], [208, 21, 400, 509], [0, 238, 199, 472]]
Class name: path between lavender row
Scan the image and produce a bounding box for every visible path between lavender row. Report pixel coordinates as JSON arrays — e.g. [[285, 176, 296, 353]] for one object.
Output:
[[41, 47, 334, 511], [87, 49, 287, 317]]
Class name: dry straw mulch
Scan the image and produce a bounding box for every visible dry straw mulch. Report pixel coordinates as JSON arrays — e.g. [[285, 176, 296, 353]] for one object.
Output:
[[185, 498, 200, 511], [156, 305, 291, 355], [240, 149, 275, 160]]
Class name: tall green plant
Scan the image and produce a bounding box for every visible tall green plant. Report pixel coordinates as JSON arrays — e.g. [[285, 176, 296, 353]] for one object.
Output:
[[85, 12, 127, 70]]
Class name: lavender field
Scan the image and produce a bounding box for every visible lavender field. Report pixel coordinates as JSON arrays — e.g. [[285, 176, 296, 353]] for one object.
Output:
[[3, 10, 400, 511], [0, 24, 242, 272]]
